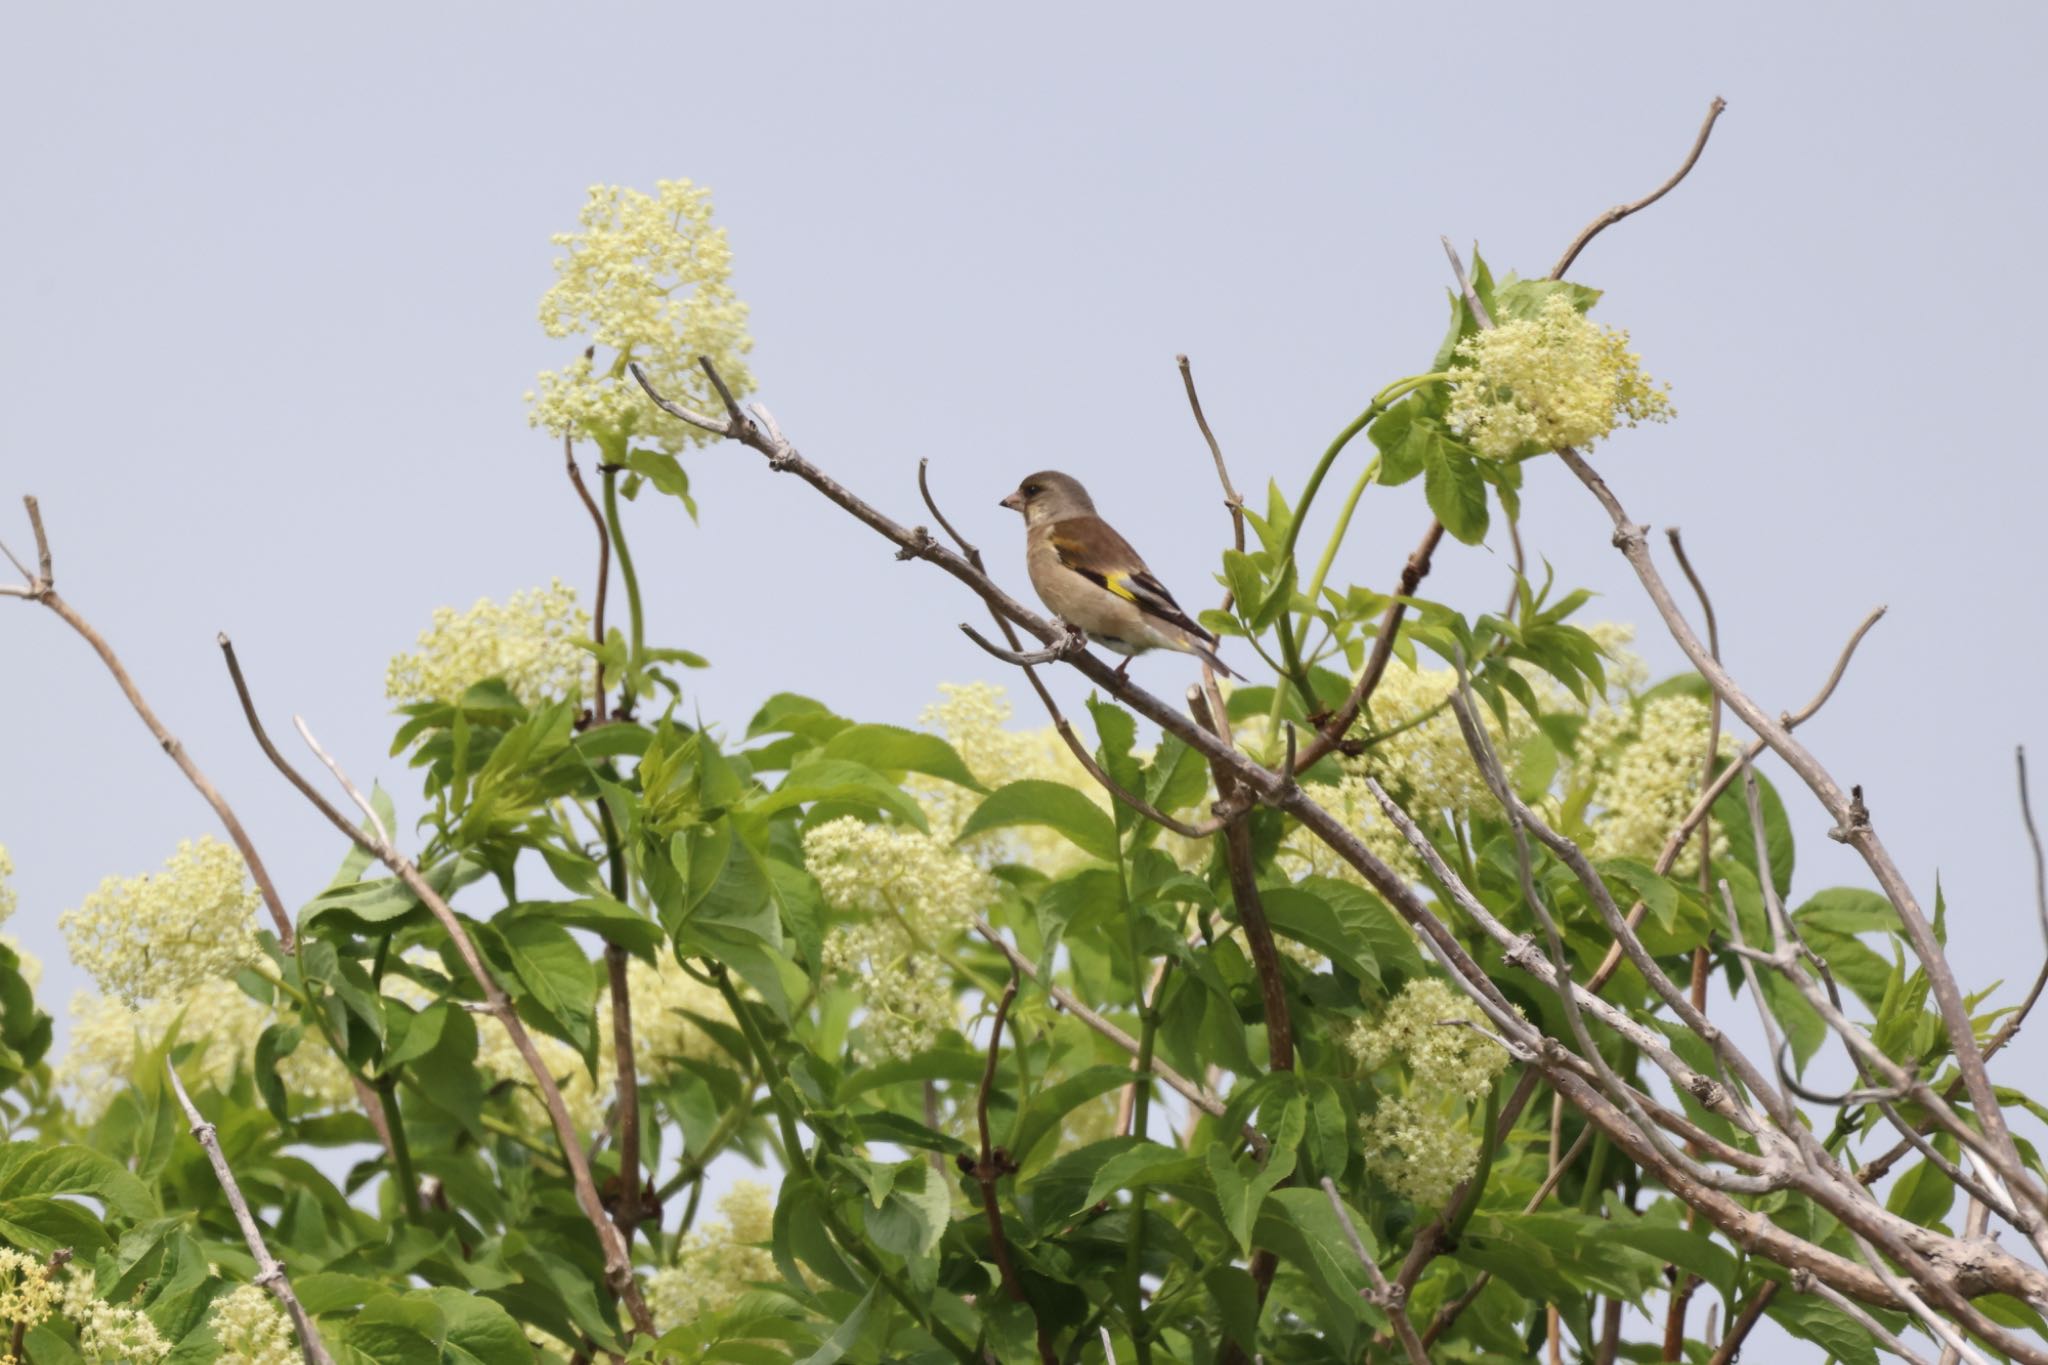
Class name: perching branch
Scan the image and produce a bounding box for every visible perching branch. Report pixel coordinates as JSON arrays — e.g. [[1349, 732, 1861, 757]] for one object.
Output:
[[166, 1063, 336, 1365], [1, 498, 296, 949], [216, 644, 655, 1337]]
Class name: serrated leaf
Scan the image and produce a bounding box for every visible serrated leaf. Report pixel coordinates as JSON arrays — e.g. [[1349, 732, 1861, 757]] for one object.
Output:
[[958, 780, 1118, 863]]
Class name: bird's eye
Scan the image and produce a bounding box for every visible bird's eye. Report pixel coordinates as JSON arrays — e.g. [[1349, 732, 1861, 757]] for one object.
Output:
[[1024, 483, 1041, 496]]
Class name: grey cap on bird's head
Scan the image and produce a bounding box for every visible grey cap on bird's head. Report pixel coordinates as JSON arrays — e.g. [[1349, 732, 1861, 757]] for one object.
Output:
[[1000, 470, 1095, 515]]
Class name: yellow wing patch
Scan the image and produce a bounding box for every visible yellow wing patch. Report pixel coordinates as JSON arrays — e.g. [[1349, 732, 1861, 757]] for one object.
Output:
[[1100, 571, 1138, 603]]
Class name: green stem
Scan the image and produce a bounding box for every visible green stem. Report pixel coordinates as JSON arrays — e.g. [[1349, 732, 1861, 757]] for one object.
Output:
[[1299, 454, 1383, 622], [600, 466, 646, 714], [1444, 1080, 1500, 1243], [376, 1077, 424, 1218], [1269, 375, 1442, 717]]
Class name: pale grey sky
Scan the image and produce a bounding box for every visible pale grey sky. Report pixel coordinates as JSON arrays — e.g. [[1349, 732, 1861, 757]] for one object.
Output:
[[4, 5, 2045, 1358]]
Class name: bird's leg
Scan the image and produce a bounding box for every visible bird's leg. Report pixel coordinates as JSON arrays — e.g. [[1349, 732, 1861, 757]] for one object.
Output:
[[1111, 656, 1134, 682], [1051, 620, 1090, 660]]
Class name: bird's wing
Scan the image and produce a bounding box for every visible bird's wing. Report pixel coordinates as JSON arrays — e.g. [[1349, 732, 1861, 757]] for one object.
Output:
[[1048, 517, 1217, 645]]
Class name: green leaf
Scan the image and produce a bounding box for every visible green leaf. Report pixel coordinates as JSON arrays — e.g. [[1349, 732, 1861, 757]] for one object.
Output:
[[495, 917, 597, 1055], [1368, 402, 1424, 486], [1600, 858, 1680, 933], [1255, 1186, 1375, 1317], [794, 1281, 879, 1365], [424, 1289, 531, 1365], [958, 780, 1118, 863], [1011, 1065, 1134, 1169], [1422, 437, 1489, 545], [498, 898, 662, 960], [863, 1160, 951, 1259], [752, 759, 930, 832], [1299, 877, 1424, 981], [1081, 1142, 1202, 1210], [821, 724, 985, 792], [0, 1143, 154, 1220], [1258, 884, 1377, 983], [623, 449, 696, 518]]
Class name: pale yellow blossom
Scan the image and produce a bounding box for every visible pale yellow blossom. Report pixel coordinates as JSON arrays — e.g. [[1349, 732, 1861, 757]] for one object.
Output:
[[208, 1285, 295, 1365], [527, 179, 753, 456], [1588, 694, 1732, 875], [56, 1268, 169, 1363], [56, 979, 357, 1122], [385, 580, 589, 708], [599, 952, 729, 1082], [0, 843, 16, 927], [59, 838, 260, 1007], [1447, 294, 1673, 459], [1350, 978, 1512, 1208], [806, 816, 993, 1060], [646, 1181, 777, 1331]]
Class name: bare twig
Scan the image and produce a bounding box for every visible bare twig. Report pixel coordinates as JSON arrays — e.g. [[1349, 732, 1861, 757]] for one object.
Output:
[[1320, 1177, 1429, 1364], [2022, 747, 2048, 952], [0, 501, 295, 948], [1439, 238, 1495, 330], [1792, 1270, 1934, 1365], [166, 1063, 336, 1365], [1561, 443, 2035, 1204], [1178, 354, 1245, 556], [219, 655, 654, 1336], [1549, 97, 1729, 280], [968, 970, 1057, 1365], [563, 436, 611, 726]]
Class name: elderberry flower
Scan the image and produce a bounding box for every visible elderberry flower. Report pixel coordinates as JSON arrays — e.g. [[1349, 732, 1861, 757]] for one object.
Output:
[[646, 1181, 777, 1331], [1350, 978, 1513, 1208], [208, 1285, 295, 1365], [56, 1268, 168, 1363], [58, 838, 260, 1006], [526, 179, 753, 456], [1447, 295, 1673, 458], [806, 816, 993, 1061], [1588, 694, 1732, 875], [0, 843, 16, 927], [385, 580, 589, 708], [56, 979, 356, 1122], [910, 683, 1105, 869]]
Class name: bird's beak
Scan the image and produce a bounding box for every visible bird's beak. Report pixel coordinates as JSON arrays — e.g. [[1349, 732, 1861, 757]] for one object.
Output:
[[999, 491, 1025, 513]]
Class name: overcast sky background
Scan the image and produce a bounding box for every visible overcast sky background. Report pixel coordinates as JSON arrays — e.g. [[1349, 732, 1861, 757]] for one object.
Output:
[[4, 5, 2046, 1358]]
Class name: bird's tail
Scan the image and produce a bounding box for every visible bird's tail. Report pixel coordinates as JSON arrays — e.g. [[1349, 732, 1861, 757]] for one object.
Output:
[[1186, 637, 1242, 681]]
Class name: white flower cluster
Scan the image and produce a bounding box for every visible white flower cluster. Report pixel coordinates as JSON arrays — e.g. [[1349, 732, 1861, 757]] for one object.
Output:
[[58, 837, 260, 1007], [526, 179, 753, 456], [1446, 294, 1674, 458], [1349, 978, 1512, 1208], [57, 979, 357, 1122], [645, 1181, 776, 1332], [0, 844, 35, 992], [600, 952, 727, 1081], [208, 1285, 295, 1365], [1586, 694, 1731, 875], [384, 580, 590, 709], [0, 843, 15, 926], [0, 1259, 169, 1365], [806, 816, 993, 1061]]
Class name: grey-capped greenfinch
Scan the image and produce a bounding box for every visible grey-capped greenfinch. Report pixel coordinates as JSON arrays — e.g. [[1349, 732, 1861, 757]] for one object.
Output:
[[1001, 470, 1240, 679]]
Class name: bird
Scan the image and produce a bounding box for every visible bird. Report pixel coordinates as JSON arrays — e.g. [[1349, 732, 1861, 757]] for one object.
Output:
[[1000, 470, 1240, 680]]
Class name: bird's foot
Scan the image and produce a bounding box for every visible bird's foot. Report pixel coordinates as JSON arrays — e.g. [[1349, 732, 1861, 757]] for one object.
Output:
[[1052, 621, 1090, 660], [1111, 656, 1134, 683]]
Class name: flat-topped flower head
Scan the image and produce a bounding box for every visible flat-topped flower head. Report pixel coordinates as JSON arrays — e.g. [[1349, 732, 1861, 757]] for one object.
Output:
[[58, 837, 260, 1007], [0, 843, 16, 927], [1447, 294, 1673, 458], [526, 179, 754, 457], [385, 580, 589, 708]]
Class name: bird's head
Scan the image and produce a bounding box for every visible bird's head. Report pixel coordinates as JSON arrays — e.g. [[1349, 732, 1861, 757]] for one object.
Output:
[[1000, 470, 1095, 526]]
